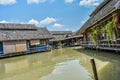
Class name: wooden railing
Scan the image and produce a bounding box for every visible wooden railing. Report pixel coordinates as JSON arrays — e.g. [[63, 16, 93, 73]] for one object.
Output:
[[80, 39, 120, 51]]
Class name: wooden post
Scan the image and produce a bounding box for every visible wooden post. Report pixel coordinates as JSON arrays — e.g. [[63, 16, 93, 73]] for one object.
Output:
[[91, 59, 98, 80]]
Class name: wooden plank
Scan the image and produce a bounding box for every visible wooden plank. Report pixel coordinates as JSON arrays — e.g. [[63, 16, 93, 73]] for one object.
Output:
[[3, 40, 27, 54], [30, 40, 39, 45], [99, 47, 120, 51], [3, 42, 16, 54], [15, 40, 27, 52], [15, 44, 27, 52]]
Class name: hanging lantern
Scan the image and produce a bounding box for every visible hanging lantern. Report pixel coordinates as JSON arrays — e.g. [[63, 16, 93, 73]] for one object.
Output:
[[114, 16, 120, 28], [114, 16, 119, 25]]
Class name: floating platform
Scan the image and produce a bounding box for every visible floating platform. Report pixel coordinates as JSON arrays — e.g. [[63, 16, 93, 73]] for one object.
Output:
[[0, 49, 51, 59]]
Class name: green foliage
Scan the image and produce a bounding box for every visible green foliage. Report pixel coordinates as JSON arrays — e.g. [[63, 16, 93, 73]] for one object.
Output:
[[92, 28, 101, 36], [90, 34, 97, 45], [105, 16, 117, 43], [90, 14, 118, 46], [105, 21, 114, 41], [90, 28, 101, 45], [56, 35, 62, 40], [104, 15, 118, 46], [58, 41, 62, 47]]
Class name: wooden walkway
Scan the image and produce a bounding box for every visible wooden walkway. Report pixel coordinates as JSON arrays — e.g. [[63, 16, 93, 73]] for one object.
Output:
[[81, 44, 120, 52]]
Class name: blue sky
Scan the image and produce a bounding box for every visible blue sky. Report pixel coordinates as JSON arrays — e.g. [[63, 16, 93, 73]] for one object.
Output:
[[0, 0, 103, 32]]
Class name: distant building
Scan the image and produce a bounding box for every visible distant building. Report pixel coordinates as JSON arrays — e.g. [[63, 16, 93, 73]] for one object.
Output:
[[50, 31, 83, 47], [50, 31, 73, 41], [0, 23, 53, 54]]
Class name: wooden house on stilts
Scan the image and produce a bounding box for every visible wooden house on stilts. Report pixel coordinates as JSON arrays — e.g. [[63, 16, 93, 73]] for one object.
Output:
[[77, 0, 120, 52], [50, 31, 83, 47], [0, 23, 53, 56]]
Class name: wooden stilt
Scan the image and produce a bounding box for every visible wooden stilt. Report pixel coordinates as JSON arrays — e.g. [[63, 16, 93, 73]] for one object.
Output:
[[91, 59, 99, 80]]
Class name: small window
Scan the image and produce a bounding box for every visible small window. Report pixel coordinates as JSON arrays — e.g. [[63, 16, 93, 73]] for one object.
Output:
[[39, 40, 45, 45]]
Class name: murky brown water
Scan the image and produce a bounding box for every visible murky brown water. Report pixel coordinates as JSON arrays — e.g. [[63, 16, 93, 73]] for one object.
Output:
[[0, 47, 120, 80]]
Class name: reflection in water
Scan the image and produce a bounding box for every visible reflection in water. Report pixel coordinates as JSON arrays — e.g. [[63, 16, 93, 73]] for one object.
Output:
[[0, 47, 120, 80], [4, 59, 28, 73], [40, 60, 92, 80], [74, 48, 120, 80]]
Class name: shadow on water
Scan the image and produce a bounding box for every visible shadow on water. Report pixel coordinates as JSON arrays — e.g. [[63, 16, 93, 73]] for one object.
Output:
[[74, 48, 120, 63], [74, 48, 120, 80]]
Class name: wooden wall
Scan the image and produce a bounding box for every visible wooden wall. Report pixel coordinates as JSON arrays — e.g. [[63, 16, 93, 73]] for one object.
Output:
[[3, 40, 27, 54], [15, 41, 27, 52], [30, 40, 39, 45], [2, 39, 48, 54]]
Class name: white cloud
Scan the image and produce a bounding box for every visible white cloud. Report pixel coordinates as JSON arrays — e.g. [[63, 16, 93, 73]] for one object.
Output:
[[28, 19, 39, 25], [0, 0, 16, 5], [27, 0, 46, 4], [40, 17, 57, 25], [53, 23, 64, 28], [65, 0, 74, 3], [0, 20, 9, 23], [79, 0, 99, 7]]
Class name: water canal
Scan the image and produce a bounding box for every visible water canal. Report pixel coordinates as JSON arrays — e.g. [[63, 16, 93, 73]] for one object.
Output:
[[0, 47, 120, 80]]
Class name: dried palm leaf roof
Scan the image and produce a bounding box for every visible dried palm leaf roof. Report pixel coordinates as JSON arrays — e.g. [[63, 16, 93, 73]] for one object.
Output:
[[0, 23, 53, 41], [77, 0, 120, 34], [50, 31, 73, 35], [0, 23, 37, 30]]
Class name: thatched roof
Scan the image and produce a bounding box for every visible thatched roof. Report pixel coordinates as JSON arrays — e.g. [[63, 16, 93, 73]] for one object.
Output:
[[50, 31, 73, 41], [50, 34, 83, 42], [77, 0, 120, 34], [50, 31, 73, 35], [50, 30, 83, 41], [0, 23, 36, 30], [0, 23, 53, 41], [65, 34, 83, 40], [90, 0, 111, 17]]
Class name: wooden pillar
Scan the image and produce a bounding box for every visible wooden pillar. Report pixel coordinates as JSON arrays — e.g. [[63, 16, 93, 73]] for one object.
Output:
[[91, 59, 99, 80]]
